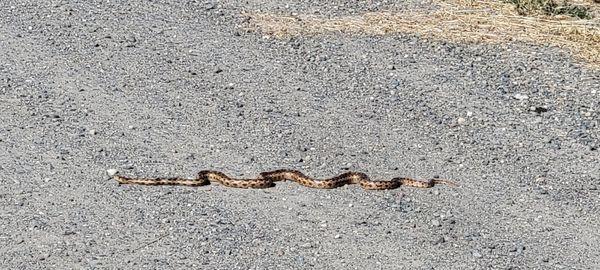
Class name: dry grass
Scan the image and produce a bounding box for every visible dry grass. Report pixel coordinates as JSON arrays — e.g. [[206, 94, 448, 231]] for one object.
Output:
[[243, 0, 600, 67]]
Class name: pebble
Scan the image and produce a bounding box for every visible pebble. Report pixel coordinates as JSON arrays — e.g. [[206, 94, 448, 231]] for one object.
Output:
[[106, 169, 118, 176], [431, 219, 441, 227], [472, 251, 482, 258], [433, 237, 445, 245], [300, 243, 312, 248], [514, 94, 529, 100], [510, 245, 525, 254], [88, 129, 97, 135], [334, 234, 341, 239], [532, 106, 548, 113], [457, 117, 466, 125]]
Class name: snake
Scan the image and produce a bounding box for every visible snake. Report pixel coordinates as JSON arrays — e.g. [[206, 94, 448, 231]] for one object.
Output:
[[113, 169, 456, 190]]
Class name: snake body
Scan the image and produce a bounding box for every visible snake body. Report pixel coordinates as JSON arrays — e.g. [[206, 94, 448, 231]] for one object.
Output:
[[114, 169, 456, 190]]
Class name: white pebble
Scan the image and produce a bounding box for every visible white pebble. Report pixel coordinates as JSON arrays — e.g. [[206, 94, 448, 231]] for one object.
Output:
[[106, 169, 118, 176], [514, 94, 529, 100], [300, 243, 312, 248]]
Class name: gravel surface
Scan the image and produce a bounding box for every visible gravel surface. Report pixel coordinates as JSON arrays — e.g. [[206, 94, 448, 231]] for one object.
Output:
[[1, 1, 599, 269]]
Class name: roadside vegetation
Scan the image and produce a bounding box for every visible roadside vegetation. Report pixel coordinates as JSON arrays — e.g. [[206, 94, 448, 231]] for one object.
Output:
[[245, 0, 600, 68]]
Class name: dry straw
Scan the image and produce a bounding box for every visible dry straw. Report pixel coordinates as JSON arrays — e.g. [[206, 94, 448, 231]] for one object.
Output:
[[243, 0, 600, 67]]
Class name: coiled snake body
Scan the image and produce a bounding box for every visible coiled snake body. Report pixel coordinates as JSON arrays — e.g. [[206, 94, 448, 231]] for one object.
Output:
[[114, 169, 456, 190]]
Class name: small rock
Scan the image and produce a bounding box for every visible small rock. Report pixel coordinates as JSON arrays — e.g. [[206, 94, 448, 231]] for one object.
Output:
[[473, 251, 482, 258], [106, 169, 118, 176], [88, 129, 97, 135], [300, 243, 312, 248], [433, 237, 445, 245], [334, 234, 341, 239], [125, 34, 136, 43], [387, 65, 395, 70], [204, 2, 216, 10], [457, 117, 466, 125], [466, 111, 473, 117], [534, 106, 548, 113], [510, 245, 525, 254], [431, 219, 441, 227], [514, 94, 529, 100]]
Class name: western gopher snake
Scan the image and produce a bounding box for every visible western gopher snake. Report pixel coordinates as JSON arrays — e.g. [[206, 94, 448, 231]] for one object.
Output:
[[113, 169, 456, 190]]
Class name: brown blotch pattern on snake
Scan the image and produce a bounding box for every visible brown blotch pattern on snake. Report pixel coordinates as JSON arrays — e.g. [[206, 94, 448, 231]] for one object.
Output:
[[114, 170, 457, 190]]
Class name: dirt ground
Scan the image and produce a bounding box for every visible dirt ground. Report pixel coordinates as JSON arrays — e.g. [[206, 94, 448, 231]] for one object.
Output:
[[1, 0, 599, 269]]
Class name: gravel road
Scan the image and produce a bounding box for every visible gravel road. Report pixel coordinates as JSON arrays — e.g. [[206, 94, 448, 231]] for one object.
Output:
[[1, 0, 599, 269]]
